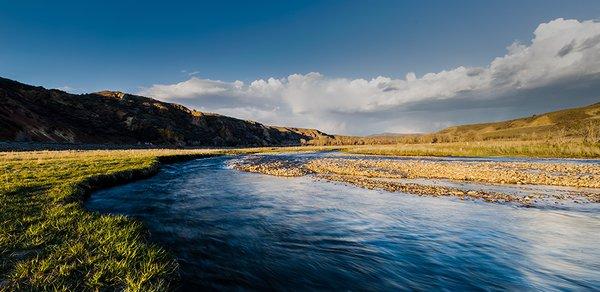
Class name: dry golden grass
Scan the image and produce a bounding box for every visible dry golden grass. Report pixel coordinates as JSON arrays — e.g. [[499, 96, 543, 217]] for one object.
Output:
[[341, 140, 600, 158]]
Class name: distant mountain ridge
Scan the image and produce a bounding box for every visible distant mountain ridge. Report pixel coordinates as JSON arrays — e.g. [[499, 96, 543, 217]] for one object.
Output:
[[0, 77, 333, 146]]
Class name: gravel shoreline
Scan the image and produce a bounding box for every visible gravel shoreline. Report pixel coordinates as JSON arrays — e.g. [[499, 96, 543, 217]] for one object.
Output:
[[230, 155, 600, 207]]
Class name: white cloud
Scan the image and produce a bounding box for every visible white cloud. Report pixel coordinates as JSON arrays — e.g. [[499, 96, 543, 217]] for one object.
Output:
[[55, 85, 77, 93], [139, 18, 600, 135]]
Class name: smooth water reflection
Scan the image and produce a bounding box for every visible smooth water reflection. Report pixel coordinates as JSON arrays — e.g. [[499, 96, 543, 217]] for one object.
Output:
[[86, 156, 600, 290]]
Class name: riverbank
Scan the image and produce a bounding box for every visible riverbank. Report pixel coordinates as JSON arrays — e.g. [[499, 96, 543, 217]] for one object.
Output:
[[3, 145, 600, 289], [340, 141, 600, 158], [0, 147, 355, 290], [231, 154, 600, 207], [3, 140, 600, 158], [0, 149, 236, 290]]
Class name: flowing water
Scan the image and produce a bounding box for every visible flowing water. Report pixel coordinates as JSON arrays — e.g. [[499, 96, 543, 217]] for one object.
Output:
[[86, 154, 600, 290]]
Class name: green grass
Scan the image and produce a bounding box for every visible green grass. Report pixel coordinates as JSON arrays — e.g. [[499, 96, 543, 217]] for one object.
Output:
[[0, 150, 232, 290]]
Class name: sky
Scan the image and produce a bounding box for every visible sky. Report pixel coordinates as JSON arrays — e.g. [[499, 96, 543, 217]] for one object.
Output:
[[1, 0, 600, 135]]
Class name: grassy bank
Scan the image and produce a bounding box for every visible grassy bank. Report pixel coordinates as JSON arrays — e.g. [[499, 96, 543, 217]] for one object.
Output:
[[341, 141, 600, 158], [0, 149, 238, 290], [0, 146, 348, 290]]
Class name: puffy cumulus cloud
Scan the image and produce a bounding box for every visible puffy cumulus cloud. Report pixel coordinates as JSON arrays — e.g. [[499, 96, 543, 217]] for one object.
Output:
[[139, 18, 600, 135], [141, 78, 233, 99]]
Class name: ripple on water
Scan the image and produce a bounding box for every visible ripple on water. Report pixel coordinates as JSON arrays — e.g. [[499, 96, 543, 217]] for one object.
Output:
[[86, 155, 600, 290]]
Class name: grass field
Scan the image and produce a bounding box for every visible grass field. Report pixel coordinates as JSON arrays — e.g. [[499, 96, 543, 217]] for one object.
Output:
[[1, 141, 599, 290], [341, 140, 600, 158]]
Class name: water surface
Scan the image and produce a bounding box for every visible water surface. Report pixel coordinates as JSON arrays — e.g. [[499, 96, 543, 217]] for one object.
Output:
[[86, 155, 600, 290]]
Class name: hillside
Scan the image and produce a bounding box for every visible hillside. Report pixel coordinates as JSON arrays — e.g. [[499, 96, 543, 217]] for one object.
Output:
[[437, 102, 600, 141], [307, 102, 600, 146], [0, 77, 333, 147]]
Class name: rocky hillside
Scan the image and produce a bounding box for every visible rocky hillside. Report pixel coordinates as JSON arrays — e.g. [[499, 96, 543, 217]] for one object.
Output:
[[0, 77, 333, 147]]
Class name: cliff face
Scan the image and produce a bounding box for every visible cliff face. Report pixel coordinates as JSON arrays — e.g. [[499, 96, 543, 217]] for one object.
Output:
[[0, 77, 332, 147]]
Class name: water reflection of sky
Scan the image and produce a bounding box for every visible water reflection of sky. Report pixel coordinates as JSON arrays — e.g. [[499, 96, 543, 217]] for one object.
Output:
[[516, 210, 600, 289], [86, 156, 600, 290]]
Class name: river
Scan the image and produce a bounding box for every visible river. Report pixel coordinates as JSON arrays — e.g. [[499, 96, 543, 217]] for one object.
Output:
[[86, 154, 600, 290]]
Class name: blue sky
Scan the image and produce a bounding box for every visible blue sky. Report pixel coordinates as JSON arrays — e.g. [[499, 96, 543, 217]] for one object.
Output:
[[1, 0, 598, 91], [2, 1, 600, 134]]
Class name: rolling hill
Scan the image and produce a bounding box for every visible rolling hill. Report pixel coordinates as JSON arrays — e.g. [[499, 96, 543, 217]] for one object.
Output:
[[307, 102, 600, 145], [437, 102, 600, 141], [0, 77, 333, 147]]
